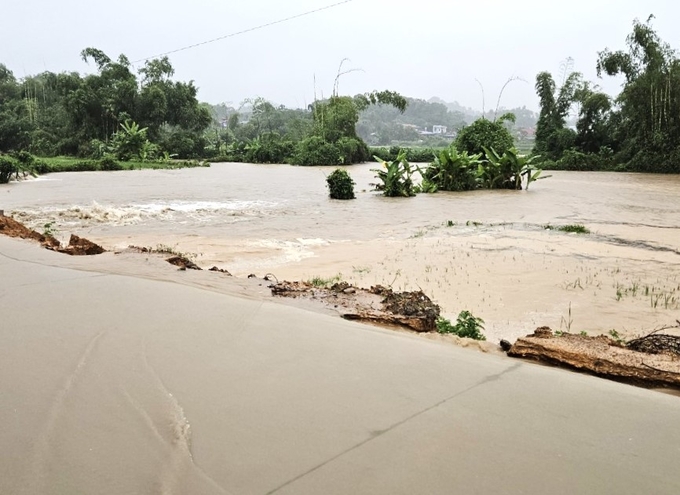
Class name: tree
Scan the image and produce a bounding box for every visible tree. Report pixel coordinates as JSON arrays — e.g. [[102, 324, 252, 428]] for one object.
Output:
[[596, 15, 680, 171], [111, 120, 148, 161], [533, 61, 582, 159], [455, 117, 514, 157], [294, 90, 407, 165], [575, 89, 612, 154]]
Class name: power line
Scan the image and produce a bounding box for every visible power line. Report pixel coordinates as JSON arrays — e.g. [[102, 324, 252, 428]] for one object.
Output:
[[132, 0, 356, 64]]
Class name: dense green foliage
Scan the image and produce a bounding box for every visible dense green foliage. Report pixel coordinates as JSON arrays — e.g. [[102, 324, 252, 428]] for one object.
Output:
[[533, 67, 582, 160], [326, 169, 356, 199], [0, 155, 20, 183], [482, 147, 544, 190], [4, 17, 677, 175], [369, 146, 438, 163], [536, 16, 680, 172], [370, 144, 546, 196], [210, 92, 407, 166], [0, 49, 210, 160], [421, 147, 482, 192], [0, 153, 208, 182]]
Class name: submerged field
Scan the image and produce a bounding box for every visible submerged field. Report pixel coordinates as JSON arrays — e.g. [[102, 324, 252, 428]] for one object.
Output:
[[3, 162, 680, 342]]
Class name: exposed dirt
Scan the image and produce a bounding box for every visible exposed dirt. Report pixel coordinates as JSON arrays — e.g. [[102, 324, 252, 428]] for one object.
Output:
[[270, 281, 440, 332], [0, 214, 61, 249], [59, 234, 106, 256], [508, 327, 680, 390], [122, 245, 203, 270], [209, 266, 232, 275], [166, 255, 201, 270], [0, 214, 103, 255]]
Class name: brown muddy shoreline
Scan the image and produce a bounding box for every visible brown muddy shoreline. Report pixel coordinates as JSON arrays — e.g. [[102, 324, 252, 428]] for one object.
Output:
[[2, 212, 679, 394]]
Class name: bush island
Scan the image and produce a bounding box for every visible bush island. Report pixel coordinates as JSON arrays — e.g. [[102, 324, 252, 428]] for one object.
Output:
[[326, 169, 356, 199]]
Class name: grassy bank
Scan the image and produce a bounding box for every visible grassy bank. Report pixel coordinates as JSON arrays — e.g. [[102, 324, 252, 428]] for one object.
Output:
[[33, 156, 210, 174]]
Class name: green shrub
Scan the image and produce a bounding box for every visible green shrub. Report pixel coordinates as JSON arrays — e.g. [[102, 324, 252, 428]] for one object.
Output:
[[0, 155, 19, 183], [307, 274, 342, 287], [369, 146, 439, 163], [242, 133, 295, 164], [99, 156, 123, 171], [436, 311, 486, 340], [292, 136, 342, 166], [456, 119, 513, 157], [11, 150, 36, 166], [159, 128, 207, 159], [626, 147, 680, 173], [33, 159, 52, 174], [326, 169, 356, 200], [69, 160, 100, 171], [537, 147, 619, 171], [336, 136, 369, 164]]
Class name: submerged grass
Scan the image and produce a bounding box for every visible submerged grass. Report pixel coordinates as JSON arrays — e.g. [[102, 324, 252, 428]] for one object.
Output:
[[307, 274, 342, 288], [544, 223, 590, 234]]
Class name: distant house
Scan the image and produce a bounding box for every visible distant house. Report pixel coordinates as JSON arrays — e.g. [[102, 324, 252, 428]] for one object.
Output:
[[418, 125, 456, 139], [518, 127, 536, 138]]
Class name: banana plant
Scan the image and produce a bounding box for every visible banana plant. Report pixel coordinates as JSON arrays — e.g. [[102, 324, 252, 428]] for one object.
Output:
[[482, 147, 546, 190], [425, 145, 482, 191], [371, 151, 418, 197], [478, 147, 506, 189], [520, 154, 549, 190]]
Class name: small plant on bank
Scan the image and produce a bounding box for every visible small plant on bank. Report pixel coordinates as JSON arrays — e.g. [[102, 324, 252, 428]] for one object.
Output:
[[609, 329, 626, 344], [436, 311, 486, 341], [42, 222, 58, 237], [326, 169, 356, 200], [307, 274, 343, 288], [560, 302, 574, 332]]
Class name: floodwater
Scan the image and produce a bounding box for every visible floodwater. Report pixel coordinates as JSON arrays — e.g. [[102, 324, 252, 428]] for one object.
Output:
[[3, 162, 680, 342]]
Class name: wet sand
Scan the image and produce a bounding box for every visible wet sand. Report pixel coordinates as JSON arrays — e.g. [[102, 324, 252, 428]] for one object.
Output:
[[2, 235, 680, 494]]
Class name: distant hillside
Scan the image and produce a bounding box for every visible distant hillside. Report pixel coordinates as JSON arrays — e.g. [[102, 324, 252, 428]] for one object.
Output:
[[356, 96, 538, 146], [206, 96, 538, 148]]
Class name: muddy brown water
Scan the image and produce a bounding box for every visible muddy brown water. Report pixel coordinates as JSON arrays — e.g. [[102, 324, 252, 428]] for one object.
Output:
[[3, 162, 680, 342]]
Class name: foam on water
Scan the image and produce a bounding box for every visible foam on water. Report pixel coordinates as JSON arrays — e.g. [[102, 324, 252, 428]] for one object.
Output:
[[11, 199, 279, 229], [132, 200, 277, 213]]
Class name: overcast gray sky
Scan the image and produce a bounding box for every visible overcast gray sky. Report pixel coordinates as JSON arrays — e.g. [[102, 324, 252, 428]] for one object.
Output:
[[1, 0, 678, 111]]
